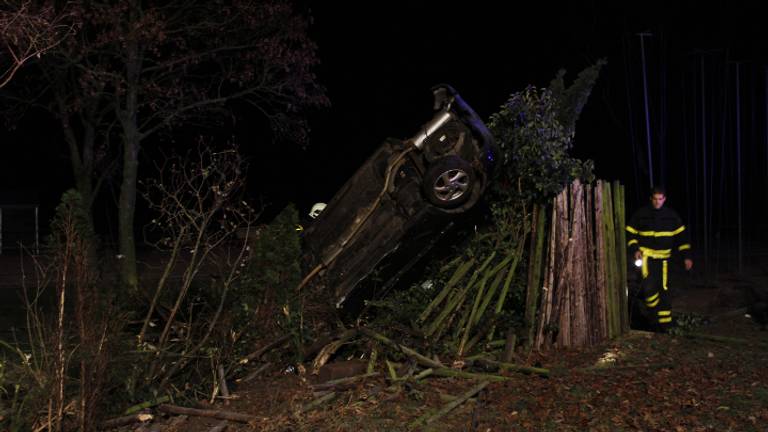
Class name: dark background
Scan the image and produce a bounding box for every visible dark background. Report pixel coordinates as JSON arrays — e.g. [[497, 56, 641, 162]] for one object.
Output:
[[2, 0, 767, 263]]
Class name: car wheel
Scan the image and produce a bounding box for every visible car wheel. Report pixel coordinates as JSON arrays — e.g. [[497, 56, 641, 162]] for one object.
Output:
[[423, 156, 476, 208]]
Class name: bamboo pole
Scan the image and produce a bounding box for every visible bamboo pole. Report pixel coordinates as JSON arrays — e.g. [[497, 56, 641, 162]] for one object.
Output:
[[472, 357, 550, 377], [485, 239, 527, 343], [157, 405, 256, 423], [418, 258, 476, 323], [584, 183, 598, 345], [570, 181, 588, 347], [430, 368, 508, 381], [474, 264, 507, 327], [613, 181, 629, 333], [312, 372, 379, 390], [455, 255, 508, 341], [359, 328, 444, 369], [558, 188, 572, 347], [548, 188, 575, 348], [535, 201, 558, 349], [461, 268, 508, 355], [409, 381, 490, 429], [594, 182, 608, 340], [525, 204, 547, 349], [458, 254, 513, 356], [299, 392, 338, 413], [424, 254, 494, 337], [602, 182, 619, 338]]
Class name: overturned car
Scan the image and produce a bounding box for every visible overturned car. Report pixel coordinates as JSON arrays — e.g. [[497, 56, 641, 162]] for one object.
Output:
[[300, 85, 498, 308]]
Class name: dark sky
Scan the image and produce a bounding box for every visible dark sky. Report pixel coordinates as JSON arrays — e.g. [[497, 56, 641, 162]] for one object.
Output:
[[288, 1, 768, 211], [284, 1, 768, 230], [3, 0, 767, 238]]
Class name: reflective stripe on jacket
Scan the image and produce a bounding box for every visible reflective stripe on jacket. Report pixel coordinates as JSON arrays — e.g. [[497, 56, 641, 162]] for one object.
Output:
[[626, 205, 691, 260]]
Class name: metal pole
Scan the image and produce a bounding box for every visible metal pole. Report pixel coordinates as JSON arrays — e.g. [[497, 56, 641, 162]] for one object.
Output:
[[35, 205, 39, 255], [735, 62, 743, 273], [0, 207, 3, 255], [638, 32, 654, 188], [701, 56, 708, 270]]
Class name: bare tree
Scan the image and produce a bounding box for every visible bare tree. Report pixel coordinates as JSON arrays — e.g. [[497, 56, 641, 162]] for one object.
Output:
[[138, 142, 257, 389], [0, 0, 75, 88], [8, 0, 327, 293]]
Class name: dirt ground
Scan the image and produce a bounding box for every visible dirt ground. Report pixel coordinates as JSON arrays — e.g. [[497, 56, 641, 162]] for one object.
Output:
[[2, 252, 766, 431], [127, 262, 768, 432]]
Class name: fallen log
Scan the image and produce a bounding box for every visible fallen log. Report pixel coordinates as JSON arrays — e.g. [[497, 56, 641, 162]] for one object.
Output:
[[157, 404, 256, 423]]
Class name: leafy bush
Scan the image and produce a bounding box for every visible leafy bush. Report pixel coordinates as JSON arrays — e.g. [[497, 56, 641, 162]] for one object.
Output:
[[237, 204, 304, 359], [488, 59, 605, 204]]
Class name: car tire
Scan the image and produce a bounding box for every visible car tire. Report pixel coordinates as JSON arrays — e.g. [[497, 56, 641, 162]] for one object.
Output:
[[423, 156, 477, 209]]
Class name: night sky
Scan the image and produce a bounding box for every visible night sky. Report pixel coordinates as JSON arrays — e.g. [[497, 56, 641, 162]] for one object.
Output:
[[294, 1, 768, 209], [2, 0, 767, 252]]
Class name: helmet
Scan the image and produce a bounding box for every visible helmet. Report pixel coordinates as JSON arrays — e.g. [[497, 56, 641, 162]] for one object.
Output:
[[309, 202, 326, 219]]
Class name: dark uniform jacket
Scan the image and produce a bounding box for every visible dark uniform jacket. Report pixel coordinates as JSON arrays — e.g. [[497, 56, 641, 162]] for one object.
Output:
[[626, 205, 691, 260]]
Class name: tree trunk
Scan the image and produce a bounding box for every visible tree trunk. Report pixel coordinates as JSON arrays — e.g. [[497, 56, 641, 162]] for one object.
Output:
[[56, 88, 98, 239], [118, 7, 143, 293], [118, 118, 140, 292]]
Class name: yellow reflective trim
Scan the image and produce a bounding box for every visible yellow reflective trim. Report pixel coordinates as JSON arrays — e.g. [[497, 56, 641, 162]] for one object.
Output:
[[646, 292, 659, 302], [639, 247, 671, 259], [678, 244, 691, 251], [662, 260, 668, 291], [657, 310, 671, 316], [628, 239, 639, 246], [626, 225, 685, 237], [641, 254, 650, 278], [658, 317, 672, 323], [648, 298, 660, 308]]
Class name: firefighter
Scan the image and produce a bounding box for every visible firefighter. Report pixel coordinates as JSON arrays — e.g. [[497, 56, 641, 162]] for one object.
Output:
[[626, 186, 693, 332]]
